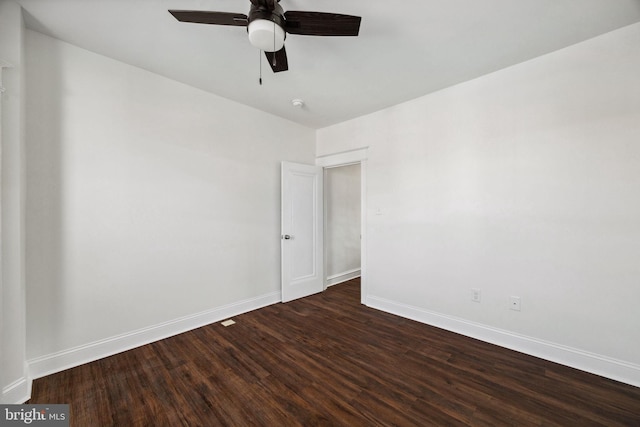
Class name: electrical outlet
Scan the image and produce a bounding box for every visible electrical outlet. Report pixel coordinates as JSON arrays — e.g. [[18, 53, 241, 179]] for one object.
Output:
[[510, 296, 521, 311], [471, 288, 481, 303]]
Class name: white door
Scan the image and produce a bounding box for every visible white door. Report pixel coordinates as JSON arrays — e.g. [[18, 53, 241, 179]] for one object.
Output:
[[281, 161, 324, 302]]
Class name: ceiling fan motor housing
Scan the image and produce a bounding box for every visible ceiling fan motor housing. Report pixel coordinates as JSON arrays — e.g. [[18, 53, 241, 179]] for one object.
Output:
[[248, 3, 286, 52]]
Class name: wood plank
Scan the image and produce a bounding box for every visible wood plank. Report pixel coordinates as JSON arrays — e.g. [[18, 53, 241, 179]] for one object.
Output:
[[29, 278, 640, 426]]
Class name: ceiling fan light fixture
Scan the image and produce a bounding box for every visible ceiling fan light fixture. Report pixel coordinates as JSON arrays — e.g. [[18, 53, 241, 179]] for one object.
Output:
[[248, 19, 285, 52]]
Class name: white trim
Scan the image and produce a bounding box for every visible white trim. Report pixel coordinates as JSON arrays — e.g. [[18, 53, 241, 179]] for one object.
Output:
[[28, 291, 281, 380], [359, 160, 367, 305], [2, 376, 29, 404], [316, 148, 368, 167], [316, 148, 368, 304], [367, 295, 640, 388], [326, 268, 361, 287]]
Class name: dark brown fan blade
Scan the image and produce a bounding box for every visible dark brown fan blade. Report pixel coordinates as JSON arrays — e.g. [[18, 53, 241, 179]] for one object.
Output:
[[284, 11, 361, 36], [169, 10, 248, 26], [265, 47, 288, 73]]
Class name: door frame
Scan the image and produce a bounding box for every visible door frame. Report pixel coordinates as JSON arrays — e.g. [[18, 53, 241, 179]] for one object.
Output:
[[316, 148, 368, 305]]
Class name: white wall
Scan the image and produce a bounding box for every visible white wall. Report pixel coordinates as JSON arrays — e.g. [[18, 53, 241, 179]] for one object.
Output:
[[325, 164, 360, 284], [25, 30, 315, 374], [317, 23, 640, 386], [0, 0, 28, 404]]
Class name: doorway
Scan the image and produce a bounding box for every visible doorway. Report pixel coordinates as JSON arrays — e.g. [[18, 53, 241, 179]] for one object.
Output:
[[281, 149, 368, 304], [316, 147, 368, 304], [324, 163, 361, 288]]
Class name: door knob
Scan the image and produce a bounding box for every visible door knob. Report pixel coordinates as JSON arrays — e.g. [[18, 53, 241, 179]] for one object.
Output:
[[282, 234, 292, 240]]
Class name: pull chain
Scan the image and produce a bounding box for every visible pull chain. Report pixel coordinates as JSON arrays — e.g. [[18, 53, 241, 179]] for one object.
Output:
[[259, 49, 262, 85], [272, 20, 277, 67]]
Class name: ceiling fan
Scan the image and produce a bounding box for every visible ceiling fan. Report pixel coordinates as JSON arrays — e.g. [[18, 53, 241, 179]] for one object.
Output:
[[169, 0, 362, 73]]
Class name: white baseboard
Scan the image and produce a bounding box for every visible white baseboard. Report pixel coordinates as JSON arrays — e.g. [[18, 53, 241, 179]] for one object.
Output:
[[326, 268, 361, 287], [28, 291, 281, 380], [26, 289, 640, 389], [2, 376, 30, 404], [366, 295, 640, 388]]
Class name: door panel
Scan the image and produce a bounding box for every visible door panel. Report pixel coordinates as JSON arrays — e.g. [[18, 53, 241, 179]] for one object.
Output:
[[281, 162, 324, 302]]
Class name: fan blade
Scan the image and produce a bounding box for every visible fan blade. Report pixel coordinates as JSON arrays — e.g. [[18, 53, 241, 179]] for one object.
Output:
[[284, 11, 361, 36], [169, 10, 248, 27], [265, 47, 288, 73]]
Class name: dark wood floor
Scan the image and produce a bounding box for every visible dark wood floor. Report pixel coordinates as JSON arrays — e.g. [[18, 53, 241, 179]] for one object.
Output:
[[30, 278, 640, 426]]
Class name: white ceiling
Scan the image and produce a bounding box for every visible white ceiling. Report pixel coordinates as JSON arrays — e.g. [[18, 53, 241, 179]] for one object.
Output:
[[16, 0, 640, 129]]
